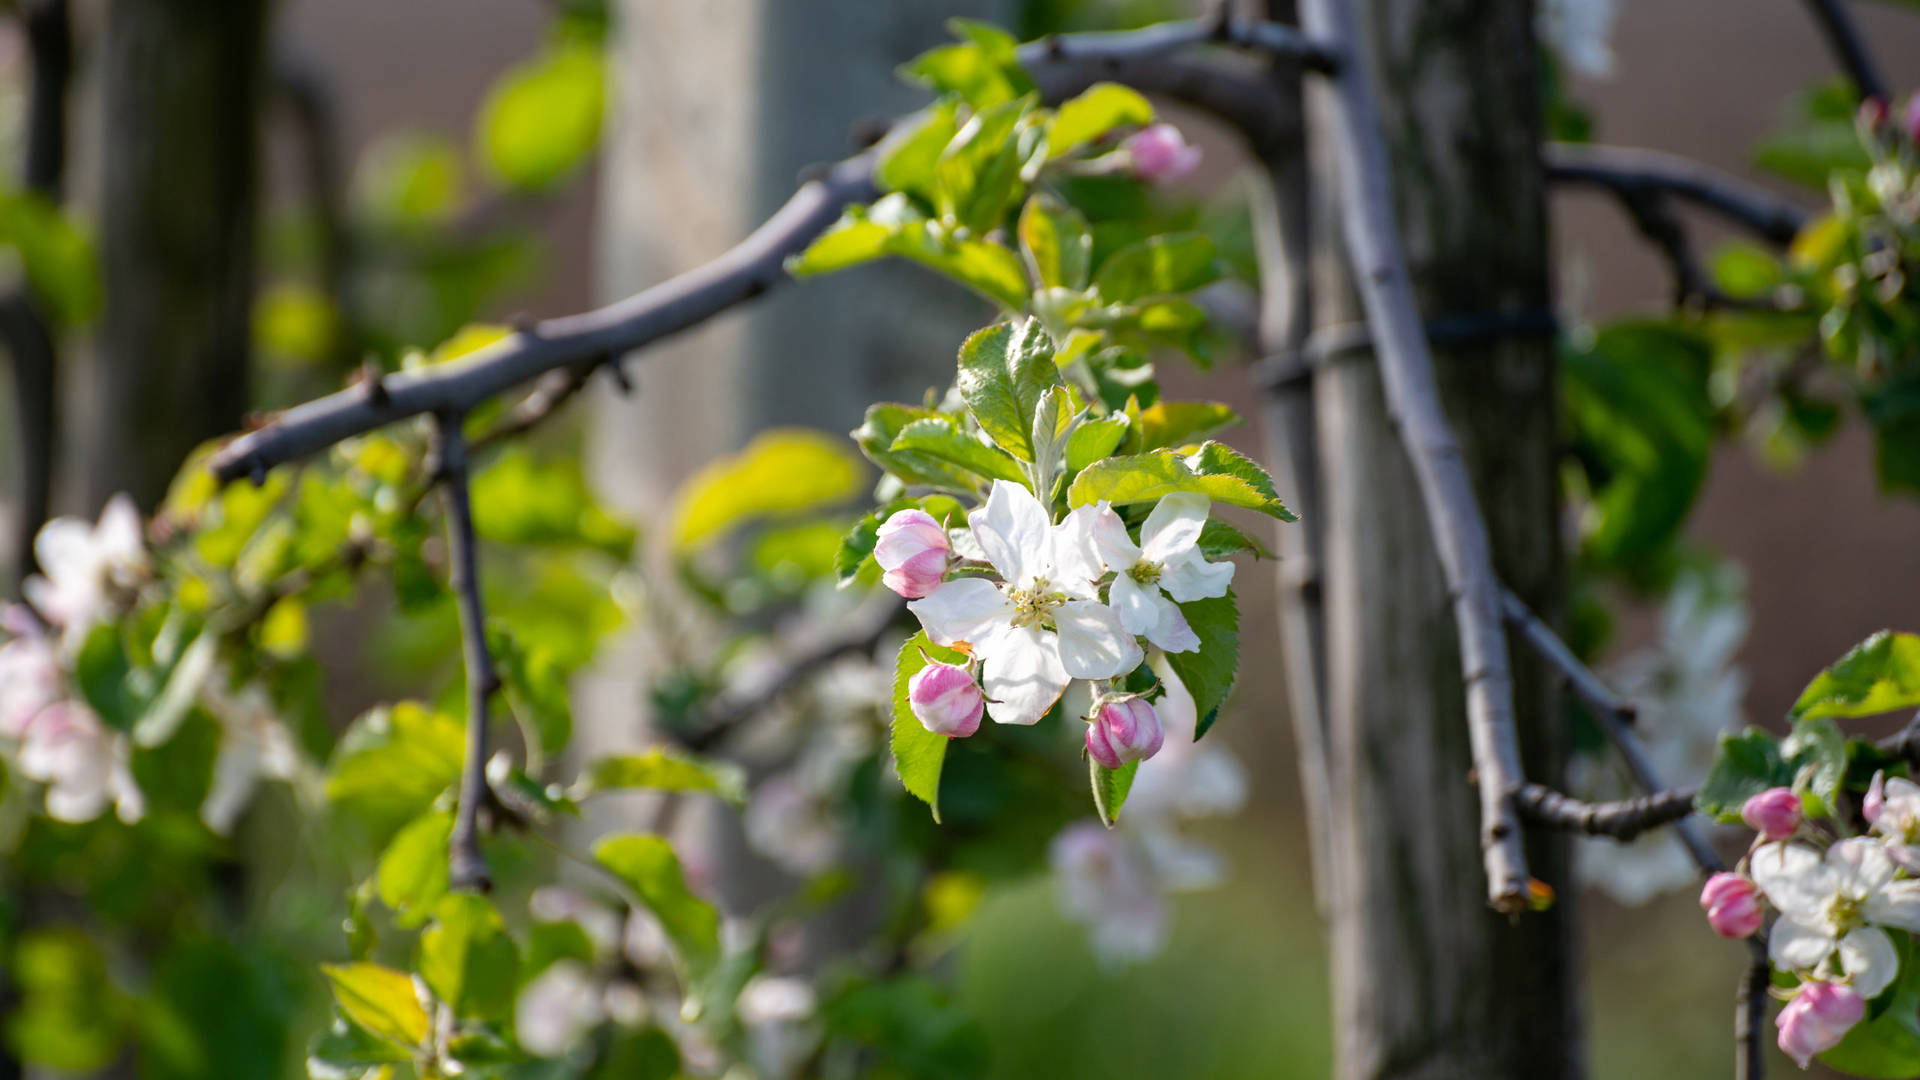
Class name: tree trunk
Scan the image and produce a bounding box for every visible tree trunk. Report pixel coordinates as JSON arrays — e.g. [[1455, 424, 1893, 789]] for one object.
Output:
[[1308, 0, 1579, 1075], [86, 0, 267, 507]]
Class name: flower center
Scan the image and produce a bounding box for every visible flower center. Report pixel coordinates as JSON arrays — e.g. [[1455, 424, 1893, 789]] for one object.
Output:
[[1007, 578, 1067, 631], [1128, 560, 1161, 586], [1827, 892, 1865, 933]]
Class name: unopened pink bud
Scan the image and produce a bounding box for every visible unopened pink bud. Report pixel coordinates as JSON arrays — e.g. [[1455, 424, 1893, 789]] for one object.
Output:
[[1905, 92, 1920, 146], [1699, 873, 1764, 939], [1086, 697, 1164, 770], [1777, 982, 1864, 1069], [1867, 771, 1888, 826], [1742, 787, 1802, 841], [1124, 124, 1201, 184], [874, 509, 950, 599], [1861, 95, 1890, 133], [908, 662, 983, 737]]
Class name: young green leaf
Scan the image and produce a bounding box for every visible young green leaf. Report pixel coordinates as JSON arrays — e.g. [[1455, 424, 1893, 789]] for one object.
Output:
[[319, 963, 430, 1050], [375, 811, 453, 929], [1792, 631, 1920, 721], [1018, 193, 1093, 290], [1197, 518, 1275, 561], [1165, 590, 1239, 741], [1065, 414, 1129, 474], [476, 40, 605, 193], [891, 632, 966, 821], [1784, 715, 1848, 817], [1135, 401, 1241, 451], [1090, 757, 1140, 826], [418, 894, 519, 1021], [877, 103, 962, 202], [573, 748, 747, 805], [1093, 233, 1217, 304], [1047, 83, 1153, 159], [593, 835, 721, 974], [955, 319, 1063, 461], [889, 417, 1029, 484], [1694, 729, 1790, 823], [1067, 445, 1293, 519], [488, 625, 572, 758], [787, 215, 892, 276], [669, 429, 865, 552]]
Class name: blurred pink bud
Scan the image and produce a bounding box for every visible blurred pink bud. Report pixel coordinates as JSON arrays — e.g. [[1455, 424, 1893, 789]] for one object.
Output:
[[1124, 124, 1201, 184], [1699, 872, 1764, 939], [1867, 770, 1888, 825], [874, 510, 949, 598], [1861, 95, 1890, 133], [1086, 697, 1164, 770], [1777, 982, 1864, 1069], [1742, 787, 1802, 841], [1905, 92, 1920, 146], [908, 662, 983, 737]]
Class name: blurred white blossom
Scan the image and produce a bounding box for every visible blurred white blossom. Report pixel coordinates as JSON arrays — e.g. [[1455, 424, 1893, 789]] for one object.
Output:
[[24, 494, 148, 650], [200, 676, 310, 834], [516, 960, 604, 1058], [1536, 0, 1619, 78], [737, 975, 820, 1080], [17, 701, 143, 824], [0, 606, 61, 738]]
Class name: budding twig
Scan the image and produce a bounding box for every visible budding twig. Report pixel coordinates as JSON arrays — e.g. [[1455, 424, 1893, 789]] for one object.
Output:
[[1800, 0, 1890, 104], [1514, 782, 1700, 841], [1298, 0, 1531, 911], [435, 414, 497, 892]]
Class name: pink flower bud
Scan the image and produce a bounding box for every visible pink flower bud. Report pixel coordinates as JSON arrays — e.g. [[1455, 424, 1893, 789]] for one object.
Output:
[[1777, 982, 1864, 1069], [874, 510, 950, 599], [1867, 770, 1888, 826], [908, 662, 983, 737], [1086, 697, 1164, 770], [1699, 872, 1764, 939], [1860, 95, 1890, 133], [1905, 92, 1920, 146], [1124, 124, 1201, 184], [1742, 787, 1802, 841]]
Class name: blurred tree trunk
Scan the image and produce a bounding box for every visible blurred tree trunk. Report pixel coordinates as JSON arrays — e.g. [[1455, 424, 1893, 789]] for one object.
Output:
[[588, 0, 1004, 903], [85, 0, 267, 507], [1306, 0, 1580, 1075]]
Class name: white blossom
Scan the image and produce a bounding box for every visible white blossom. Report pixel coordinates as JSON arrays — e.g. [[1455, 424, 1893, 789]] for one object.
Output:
[[199, 678, 308, 834], [16, 701, 144, 824], [1751, 839, 1920, 1000], [515, 961, 604, 1058], [23, 494, 148, 650], [908, 480, 1139, 726], [1087, 493, 1233, 653], [0, 606, 62, 738], [745, 774, 842, 876], [1050, 823, 1168, 966], [737, 975, 820, 1080]]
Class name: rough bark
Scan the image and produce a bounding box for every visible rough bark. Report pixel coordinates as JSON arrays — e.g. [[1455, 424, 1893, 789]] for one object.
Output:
[[87, 0, 268, 507], [1308, 0, 1578, 1075]]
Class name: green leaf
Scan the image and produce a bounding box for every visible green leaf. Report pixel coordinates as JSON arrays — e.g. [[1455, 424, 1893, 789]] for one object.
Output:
[[788, 200, 1030, 309], [891, 632, 965, 821], [1090, 758, 1140, 826], [898, 19, 1033, 110], [132, 630, 218, 747], [586, 1028, 682, 1080], [319, 964, 429, 1051], [593, 835, 721, 974], [1047, 83, 1153, 159], [1785, 716, 1848, 817], [487, 624, 572, 758], [1792, 632, 1920, 722], [418, 895, 518, 1021], [306, 1017, 410, 1073], [786, 216, 892, 276], [1065, 414, 1129, 474], [327, 702, 465, 831], [1135, 401, 1240, 450], [471, 447, 635, 558], [1754, 115, 1869, 188], [1018, 194, 1093, 290], [476, 40, 606, 192], [853, 404, 986, 494], [1165, 590, 1240, 740], [890, 418, 1028, 484], [375, 811, 452, 929], [936, 97, 1029, 235], [1197, 518, 1274, 561], [1067, 444, 1293, 519], [1694, 729, 1790, 823], [573, 748, 746, 804], [0, 193, 100, 325], [1093, 234, 1217, 304], [74, 623, 138, 733], [669, 428, 865, 552], [877, 103, 962, 202], [354, 133, 466, 231], [954, 319, 1063, 462]]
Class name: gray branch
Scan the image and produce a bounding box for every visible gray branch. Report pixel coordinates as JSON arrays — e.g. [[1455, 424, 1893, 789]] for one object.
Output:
[[1801, 0, 1889, 103], [1514, 783, 1700, 841], [435, 416, 498, 892], [1546, 142, 1808, 247]]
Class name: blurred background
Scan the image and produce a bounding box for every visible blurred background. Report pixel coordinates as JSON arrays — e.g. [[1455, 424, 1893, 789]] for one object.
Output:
[[3, 0, 1918, 1076]]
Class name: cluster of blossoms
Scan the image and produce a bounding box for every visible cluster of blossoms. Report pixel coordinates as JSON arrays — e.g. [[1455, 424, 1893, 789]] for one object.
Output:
[[1697, 781, 1920, 1068], [0, 496, 149, 823], [878, 481, 1234, 768]]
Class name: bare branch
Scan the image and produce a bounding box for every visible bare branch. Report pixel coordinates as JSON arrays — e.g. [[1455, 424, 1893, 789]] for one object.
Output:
[[1801, 0, 1890, 103], [1501, 588, 1725, 874], [1298, 0, 1530, 911], [1735, 937, 1770, 1080], [1515, 783, 1700, 841], [435, 416, 498, 892], [1546, 142, 1808, 247]]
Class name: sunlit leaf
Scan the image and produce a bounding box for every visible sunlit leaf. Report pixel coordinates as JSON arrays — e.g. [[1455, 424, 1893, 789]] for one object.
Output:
[[418, 895, 518, 1021], [593, 835, 721, 974], [477, 40, 606, 192], [319, 964, 429, 1051], [1792, 631, 1920, 721], [1047, 82, 1153, 158], [669, 429, 865, 552], [573, 748, 746, 804]]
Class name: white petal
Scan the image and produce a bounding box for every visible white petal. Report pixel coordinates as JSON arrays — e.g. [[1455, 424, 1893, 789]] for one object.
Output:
[[1085, 503, 1141, 570], [907, 579, 1011, 649], [1750, 843, 1837, 920], [1866, 880, 1920, 933], [1050, 507, 1107, 597], [1770, 916, 1839, 972], [1107, 572, 1158, 637], [1831, 837, 1898, 895], [969, 481, 1049, 586], [1139, 492, 1209, 564], [1053, 600, 1143, 679], [1840, 926, 1900, 1000], [1143, 594, 1200, 653], [1157, 549, 1234, 603], [980, 625, 1070, 726], [95, 494, 147, 573]]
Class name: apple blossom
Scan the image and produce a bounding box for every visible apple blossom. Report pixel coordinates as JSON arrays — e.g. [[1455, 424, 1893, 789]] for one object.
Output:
[[1050, 822, 1167, 965], [737, 975, 820, 1080], [1750, 838, 1920, 999], [907, 661, 984, 737], [1698, 872, 1764, 939], [908, 481, 1140, 725], [1864, 771, 1920, 872], [1124, 123, 1201, 183], [23, 494, 148, 648], [1906, 92, 1920, 145], [1087, 493, 1234, 653], [745, 775, 842, 875], [1777, 981, 1864, 1069], [1867, 770, 1888, 825], [873, 508, 950, 598], [1742, 787, 1802, 841], [0, 608, 62, 739], [515, 960, 604, 1057], [1086, 696, 1164, 770], [200, 678, 309, 835], [17, 701, 144, 824]]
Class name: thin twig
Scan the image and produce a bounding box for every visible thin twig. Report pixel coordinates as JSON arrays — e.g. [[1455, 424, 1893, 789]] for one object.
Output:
[[1735, 936, 1770, 1080], [1546, 142, 1808, 247], [1514, 783, 1700, 841], [1500, 588, 1724, 873], [436, 415, 498, 892], [1801, 0, 1889, 103], [1298, 0, 1530, 911]]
